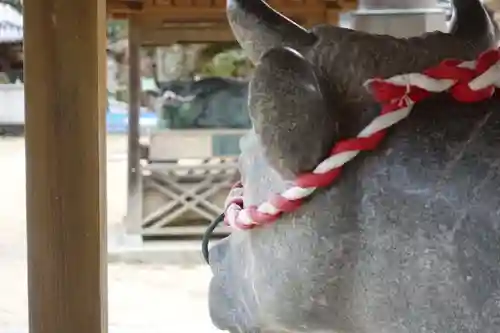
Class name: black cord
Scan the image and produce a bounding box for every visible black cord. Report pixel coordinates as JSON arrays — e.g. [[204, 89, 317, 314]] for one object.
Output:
[[202, 213, 225, 264]]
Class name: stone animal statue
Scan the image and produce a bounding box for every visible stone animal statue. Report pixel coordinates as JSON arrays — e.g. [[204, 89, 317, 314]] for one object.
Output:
[[155, 77, 251, 129], [207, 0, 500, 332]]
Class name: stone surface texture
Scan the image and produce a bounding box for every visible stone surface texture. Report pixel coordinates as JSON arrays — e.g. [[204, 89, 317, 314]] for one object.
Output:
[[208, 0, 500, 332]]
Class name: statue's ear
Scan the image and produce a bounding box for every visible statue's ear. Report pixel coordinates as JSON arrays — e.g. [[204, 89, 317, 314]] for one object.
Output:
[[249, 47, 338, 180]]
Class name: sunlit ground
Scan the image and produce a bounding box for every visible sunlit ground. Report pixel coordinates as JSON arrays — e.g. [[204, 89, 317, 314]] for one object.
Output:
[[0, 135, 221, 333]]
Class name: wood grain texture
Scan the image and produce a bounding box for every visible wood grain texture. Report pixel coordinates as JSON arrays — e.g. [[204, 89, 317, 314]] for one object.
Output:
[[125, 18, 143, 234], [23, 0, 108, 331], [106, 0, 348, 26]]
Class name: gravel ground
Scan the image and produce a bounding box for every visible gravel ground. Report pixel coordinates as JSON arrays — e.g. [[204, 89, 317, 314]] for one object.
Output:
[[0, 135, 222, 333]]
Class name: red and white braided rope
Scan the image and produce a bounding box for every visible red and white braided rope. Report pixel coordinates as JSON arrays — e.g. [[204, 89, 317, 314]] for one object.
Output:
[[225, 47, 500, 230]]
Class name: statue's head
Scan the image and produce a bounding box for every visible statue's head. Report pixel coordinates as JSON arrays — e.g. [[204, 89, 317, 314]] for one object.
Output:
[[207, 1, 500, 332]]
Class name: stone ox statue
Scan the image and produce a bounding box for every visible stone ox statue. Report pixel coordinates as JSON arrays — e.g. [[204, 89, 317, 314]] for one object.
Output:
[[207, 0, 500, 332]]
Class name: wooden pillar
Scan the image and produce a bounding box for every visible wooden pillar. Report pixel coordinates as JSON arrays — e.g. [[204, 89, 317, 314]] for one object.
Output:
[[125, 17, 143, 234], [23, 0, 108, 331]]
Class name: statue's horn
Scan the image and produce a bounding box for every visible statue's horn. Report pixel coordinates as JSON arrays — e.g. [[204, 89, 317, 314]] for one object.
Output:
[[227, 0, 317, 63], [448, 0, 497, 48]]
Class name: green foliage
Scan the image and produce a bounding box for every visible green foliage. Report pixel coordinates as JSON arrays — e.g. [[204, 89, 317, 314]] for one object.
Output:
[[107, 20, 127, 43], [200, 48, 253, 78]]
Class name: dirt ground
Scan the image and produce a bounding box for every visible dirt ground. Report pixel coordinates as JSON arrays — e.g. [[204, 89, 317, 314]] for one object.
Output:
[[0, 135, 222, 333]]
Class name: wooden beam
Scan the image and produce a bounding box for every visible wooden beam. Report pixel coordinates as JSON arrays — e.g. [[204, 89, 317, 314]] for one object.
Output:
[[125, 17, 144, 234], [337, 0, 358, 11], [107, 6, 326, 22], [140, 27, 236, 44], [23, 0, 108, 331], [132, 11, 324, 44]]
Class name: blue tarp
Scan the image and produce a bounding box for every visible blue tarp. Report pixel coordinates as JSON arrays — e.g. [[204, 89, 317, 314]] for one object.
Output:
[[106, 99, 157, 134], [106, 112, 158, 134]]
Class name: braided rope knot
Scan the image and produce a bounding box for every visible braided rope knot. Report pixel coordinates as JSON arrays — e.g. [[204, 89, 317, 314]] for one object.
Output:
[[368, 48, 500, 105], [224, 47, 500, 230]]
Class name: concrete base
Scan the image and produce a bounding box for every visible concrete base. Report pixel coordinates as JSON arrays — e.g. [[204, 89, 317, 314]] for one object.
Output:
[[352, 8, 448, 37], [107, 222, 207, 265], [108, 239, 206, 265]]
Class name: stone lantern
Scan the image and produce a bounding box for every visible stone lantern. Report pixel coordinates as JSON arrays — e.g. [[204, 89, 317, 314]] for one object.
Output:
[[352, 0, 448, 37]]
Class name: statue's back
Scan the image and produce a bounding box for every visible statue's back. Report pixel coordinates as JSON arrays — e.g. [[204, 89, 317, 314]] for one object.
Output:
[[343, 97, 500, 332]]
